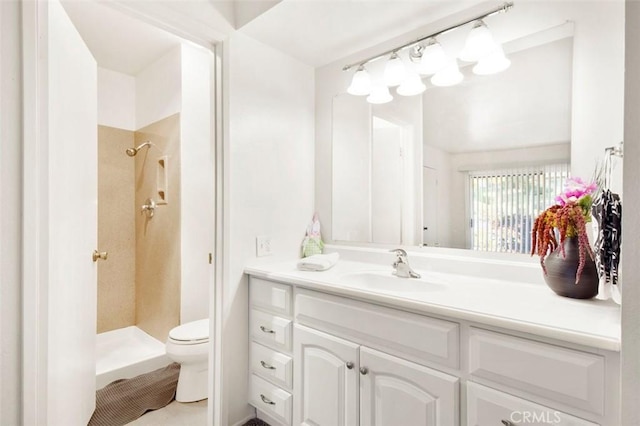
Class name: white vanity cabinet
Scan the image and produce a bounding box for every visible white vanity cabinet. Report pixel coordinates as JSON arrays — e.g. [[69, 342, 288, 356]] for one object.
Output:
[[467, 382, 599, 426], [359, 345, 459, 426], [247, 275, 620, 426], [293, 324, 459, 426], [249, 278, 295, 425], [293, 325, 359, 426]]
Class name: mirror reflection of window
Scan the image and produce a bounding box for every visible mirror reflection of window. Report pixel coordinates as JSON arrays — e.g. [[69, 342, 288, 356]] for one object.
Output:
[[468, 163, 570, 253]]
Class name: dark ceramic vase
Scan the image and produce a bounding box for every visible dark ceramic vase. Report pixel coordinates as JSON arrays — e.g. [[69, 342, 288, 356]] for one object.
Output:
[[543, 237, 599, 299]]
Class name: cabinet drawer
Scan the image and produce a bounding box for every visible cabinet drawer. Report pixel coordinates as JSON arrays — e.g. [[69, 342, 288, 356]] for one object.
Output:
[[250, 278, 292, 317], [250, 341, 293, 389], [468, 328, 605, 414], [250, 309, 292, 352], [250, 374, 292, 426], [296, 289, 459, 369], [467, 382, 599, 426]]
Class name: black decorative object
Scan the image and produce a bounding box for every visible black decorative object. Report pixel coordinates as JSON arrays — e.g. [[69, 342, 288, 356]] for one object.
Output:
[[544, 237, 599, 299], [592, 189, 622, 287]]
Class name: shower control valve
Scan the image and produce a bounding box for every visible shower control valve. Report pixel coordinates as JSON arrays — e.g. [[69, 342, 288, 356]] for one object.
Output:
[[141, 198, 157, 218]]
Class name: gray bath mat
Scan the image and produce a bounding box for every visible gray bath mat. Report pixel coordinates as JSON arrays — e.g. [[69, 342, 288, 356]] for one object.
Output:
[[242, 419, 270, 426], [88, 363, 180, 426]]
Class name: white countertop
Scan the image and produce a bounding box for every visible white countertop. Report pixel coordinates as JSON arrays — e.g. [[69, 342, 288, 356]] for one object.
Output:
[[245, 259, 621, 352]]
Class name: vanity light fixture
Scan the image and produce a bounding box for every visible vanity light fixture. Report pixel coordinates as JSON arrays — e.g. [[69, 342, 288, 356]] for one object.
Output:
[[417, 39, 448, 75], [472, 45, 511, 75], [397, 71, 427, 96], [367, 85, 393, 104], [343, 2, 514, 98], [347, 65, 372, 95], [431, 59, 464, 87], [383, 52, 406, 87], [459, 20, 499, 62]]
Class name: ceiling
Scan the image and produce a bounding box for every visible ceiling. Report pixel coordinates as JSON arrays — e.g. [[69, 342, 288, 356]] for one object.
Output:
[[62, 0, 485, 75], [238, 0, 479, 67], [62, 1, 184, 76], [61, 0, 563, 76]]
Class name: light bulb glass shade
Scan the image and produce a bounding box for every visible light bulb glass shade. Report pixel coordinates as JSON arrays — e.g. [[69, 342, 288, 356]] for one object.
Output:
[[347, 66, 372, 96], [366, 85, 393, 104], [417, 39, 447, 75], [397, 72, 426, 96], [459, 20, 499, 62], [473, 47, 511, 75], [430, 60, 463, 87], [384, 53, 406, 87]]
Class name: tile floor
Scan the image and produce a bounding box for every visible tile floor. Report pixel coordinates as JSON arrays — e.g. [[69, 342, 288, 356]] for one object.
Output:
[[127, 399, 208, 425]]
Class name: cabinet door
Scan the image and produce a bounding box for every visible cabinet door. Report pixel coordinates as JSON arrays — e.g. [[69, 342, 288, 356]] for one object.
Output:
[[294, 325, 359, 426], [360, 347, 459, 426]]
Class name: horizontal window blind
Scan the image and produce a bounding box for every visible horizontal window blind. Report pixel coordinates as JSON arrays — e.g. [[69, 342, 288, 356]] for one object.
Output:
[[469, 163, 570, 254]]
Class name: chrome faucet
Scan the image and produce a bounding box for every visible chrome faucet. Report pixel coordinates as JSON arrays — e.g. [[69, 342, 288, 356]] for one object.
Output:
[[390, 248, 421, 279]]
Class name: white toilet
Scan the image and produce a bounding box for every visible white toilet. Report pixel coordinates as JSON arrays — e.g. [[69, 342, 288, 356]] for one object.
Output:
[[166, 318, 209, 402]]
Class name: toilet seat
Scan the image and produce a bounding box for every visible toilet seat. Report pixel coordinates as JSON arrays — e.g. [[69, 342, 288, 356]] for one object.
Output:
[[168, 318, 209, 344]]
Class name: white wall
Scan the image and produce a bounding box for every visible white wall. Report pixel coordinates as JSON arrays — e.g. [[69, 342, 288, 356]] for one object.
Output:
[[422, 37, 573, 154], [570, 2, 624, 193], [622, 1, 640, 423], [222, 32, 315, 425], [373, 96, 422, 245], [135, 47, 182, 129], [332, 95, 371, 241], [371, 124, 402, 244], [97, 68, 136, 130], [0, 2, 22, 424], [179, 44, 214, 323], [423, 145, 453, 247]]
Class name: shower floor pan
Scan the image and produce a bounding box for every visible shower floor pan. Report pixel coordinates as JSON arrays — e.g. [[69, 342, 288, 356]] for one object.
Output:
[[96, 326, 170, 390]]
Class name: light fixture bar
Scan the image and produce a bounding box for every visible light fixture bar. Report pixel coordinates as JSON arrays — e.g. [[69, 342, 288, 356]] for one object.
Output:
[[342, 2, 514, 71]]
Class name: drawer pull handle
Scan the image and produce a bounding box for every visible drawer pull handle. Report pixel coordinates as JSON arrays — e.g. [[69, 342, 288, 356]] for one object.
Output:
[[359, 367, 368, 375], [260, 394, 276, 405], [260, 360, 276, 370], [346, 361, 354, 370], [501, 421, 514, 426], [260, 325, 275, 334]]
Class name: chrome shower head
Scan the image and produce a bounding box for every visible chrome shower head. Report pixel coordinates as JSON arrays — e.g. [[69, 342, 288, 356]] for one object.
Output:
[[125, 141, 152, 157]]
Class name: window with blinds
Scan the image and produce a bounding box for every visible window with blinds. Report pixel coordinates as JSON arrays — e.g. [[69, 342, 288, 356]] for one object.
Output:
[[469, 163, 570, 254]]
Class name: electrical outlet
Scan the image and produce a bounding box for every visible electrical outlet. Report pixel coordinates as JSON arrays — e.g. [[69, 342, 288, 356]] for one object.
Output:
[[256, 235, 273, 257]]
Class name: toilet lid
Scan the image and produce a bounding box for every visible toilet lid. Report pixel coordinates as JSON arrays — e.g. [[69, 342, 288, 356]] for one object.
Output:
[[169, 319, 209, 342]]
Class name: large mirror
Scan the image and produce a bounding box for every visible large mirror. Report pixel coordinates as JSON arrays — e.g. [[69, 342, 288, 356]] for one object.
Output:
[[332, 24, 574, 252]]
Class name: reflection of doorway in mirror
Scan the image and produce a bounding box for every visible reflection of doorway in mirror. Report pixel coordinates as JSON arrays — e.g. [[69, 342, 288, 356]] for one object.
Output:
[[371, 117, 403, 244], [423, 167, 438, 246]]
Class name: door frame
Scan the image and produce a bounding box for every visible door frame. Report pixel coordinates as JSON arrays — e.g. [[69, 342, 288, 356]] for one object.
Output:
[[21, 2, 225, 424], [22, 2, 51, 424]]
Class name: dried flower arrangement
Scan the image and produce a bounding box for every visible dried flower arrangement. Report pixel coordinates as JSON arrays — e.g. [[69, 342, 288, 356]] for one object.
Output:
[[531, 177, 598, 283]]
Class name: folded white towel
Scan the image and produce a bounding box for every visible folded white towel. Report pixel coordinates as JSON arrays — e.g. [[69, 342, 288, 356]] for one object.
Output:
[[297, 253, 340, 272]]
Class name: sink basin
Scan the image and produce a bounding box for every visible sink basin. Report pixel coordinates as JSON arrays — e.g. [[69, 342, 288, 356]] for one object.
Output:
[[339, 271, 446, 294]]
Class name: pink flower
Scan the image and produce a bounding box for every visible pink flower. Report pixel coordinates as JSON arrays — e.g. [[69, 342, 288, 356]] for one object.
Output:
[[556, 177, 596, 206]]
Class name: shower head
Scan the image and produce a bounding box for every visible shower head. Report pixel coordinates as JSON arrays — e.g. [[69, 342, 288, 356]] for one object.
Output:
[[125, 141, 153, 157]]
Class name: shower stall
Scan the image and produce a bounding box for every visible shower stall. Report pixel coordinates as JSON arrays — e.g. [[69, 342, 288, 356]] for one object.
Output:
[[96, 114, 182, 389], [92, 40, 215, 387]]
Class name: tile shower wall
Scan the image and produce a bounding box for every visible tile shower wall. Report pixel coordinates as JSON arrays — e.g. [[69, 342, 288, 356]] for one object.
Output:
[[97, 125, 136, 333], [134, 113, 181, 341]]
